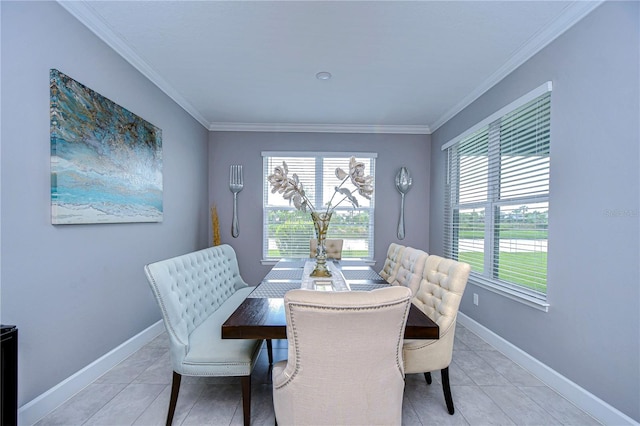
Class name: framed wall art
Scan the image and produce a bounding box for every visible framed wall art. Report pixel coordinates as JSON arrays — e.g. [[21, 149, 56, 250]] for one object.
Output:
[[50, 69, 163, 224]]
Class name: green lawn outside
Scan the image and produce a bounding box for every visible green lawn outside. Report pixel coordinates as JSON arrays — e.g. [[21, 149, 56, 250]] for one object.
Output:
[[458, 251, 547, 292], [458, 229, 548, 239], [458, 251, 484, 274]]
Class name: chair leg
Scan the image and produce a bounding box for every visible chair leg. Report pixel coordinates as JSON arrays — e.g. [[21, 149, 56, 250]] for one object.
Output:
[[241, 375, 251, 426], [424, 371, 432, 384], [441, 367, 454, 415], [167, 371, 181, 426], [267, 339, 273, 364]]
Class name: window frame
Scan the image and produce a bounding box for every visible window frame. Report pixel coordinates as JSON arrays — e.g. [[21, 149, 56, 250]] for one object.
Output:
[[262, 151, 376, 263], [443, 82, 552, 311]]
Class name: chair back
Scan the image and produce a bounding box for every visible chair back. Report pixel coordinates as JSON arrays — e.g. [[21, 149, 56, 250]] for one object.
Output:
[[390, 246, 428, 295], [144, 245, 248, 350], [309, 238, 344, 259], [273, 286, 412, 425], [379, 243, 405, 282], [413, 255, 470, 338]]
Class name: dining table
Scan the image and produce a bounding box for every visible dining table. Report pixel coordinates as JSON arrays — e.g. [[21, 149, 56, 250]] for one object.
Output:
[[222, 258, 439, 340]]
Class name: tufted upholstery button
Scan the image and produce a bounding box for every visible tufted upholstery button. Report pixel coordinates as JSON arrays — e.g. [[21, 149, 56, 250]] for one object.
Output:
[[402, 252, 471, 415], [309, 238, 344, 259], [144, 244, 253, 339], [379, 244, 406, 283], [389, 247, 428, 296]]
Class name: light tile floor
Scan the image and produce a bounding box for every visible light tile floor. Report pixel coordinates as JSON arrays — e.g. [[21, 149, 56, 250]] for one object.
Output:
[[35, 324, 600, 425]]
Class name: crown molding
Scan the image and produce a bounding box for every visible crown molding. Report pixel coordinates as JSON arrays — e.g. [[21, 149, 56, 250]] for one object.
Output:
[[57, 1, 210, 129], [208, 122, 431, 134], [430, 0, 605, 132], [58, 1, 428, 135], [58, 0, 602, 136]]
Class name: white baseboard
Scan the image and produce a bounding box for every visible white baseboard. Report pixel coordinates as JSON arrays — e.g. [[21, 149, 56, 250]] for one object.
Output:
[[18, 315, 638, 425], [457, 313, 638, 426], [18, 320, 164, 426]]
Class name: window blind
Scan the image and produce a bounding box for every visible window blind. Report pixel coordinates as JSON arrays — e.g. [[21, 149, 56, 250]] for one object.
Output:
[[445, 85, 551, 299], [262, 152, 376, 261]]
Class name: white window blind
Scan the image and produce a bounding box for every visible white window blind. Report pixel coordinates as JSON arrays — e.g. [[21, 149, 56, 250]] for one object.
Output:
[[262, 152, 376, 261], [444, 84, 551, 302]]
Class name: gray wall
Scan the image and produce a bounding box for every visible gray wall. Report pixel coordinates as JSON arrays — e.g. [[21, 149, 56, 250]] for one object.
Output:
[[3, 0, 637, 420], [208, 131, 430, 285], [429, 2, 639, 420], [0, 2, 209, 406]]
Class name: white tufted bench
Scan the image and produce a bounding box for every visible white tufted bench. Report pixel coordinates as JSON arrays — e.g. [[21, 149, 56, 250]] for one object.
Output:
[[144, 244, 262, 426]]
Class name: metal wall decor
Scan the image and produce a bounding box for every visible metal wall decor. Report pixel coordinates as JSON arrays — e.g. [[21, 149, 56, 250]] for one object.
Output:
[[395, 167, 413, 240], [229, 165, 243, 237]]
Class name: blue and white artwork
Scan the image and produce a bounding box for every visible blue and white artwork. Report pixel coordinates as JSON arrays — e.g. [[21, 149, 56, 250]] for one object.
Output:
[[50, 69, 163, 224]]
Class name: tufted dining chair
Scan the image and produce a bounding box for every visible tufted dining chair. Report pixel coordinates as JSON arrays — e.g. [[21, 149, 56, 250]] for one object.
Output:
[[379, 243, 405, 283], [389, 246, 429, 295], [309, 238, 344, 259], [403, 255, 470, 414], [272, 286, 412, 425]]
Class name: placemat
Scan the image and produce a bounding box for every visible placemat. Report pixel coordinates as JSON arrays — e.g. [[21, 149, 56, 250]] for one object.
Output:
[[263, 269, 304, 280], [273, 259, 307, 268], [248, 282, 301, 298], [341, 269, 386, 281], [251, 261, 389, 298], [348, 283, 391, 292]]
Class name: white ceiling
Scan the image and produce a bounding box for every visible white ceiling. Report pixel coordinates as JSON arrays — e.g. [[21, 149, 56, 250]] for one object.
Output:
[[59, 1, 602, 134]]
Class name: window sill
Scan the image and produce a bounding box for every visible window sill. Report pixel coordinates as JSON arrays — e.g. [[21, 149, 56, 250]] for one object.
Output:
[[469, 276, 549, 312], [261, 258, 376, 266]]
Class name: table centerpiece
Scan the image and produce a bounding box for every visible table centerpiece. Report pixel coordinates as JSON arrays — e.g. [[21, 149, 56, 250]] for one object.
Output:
[[267, 156, 374, 277]]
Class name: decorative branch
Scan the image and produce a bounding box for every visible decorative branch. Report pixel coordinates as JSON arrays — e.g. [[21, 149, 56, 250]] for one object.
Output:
[[211, 205, 221, 246]]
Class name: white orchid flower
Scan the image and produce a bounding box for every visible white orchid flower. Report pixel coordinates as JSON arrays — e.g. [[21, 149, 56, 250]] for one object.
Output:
[[267, 157, 373, 214]]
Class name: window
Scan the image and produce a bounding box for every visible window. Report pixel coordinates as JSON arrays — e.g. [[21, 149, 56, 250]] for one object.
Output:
[[443, 83, 551, 308], [262, 152, 376, 261]]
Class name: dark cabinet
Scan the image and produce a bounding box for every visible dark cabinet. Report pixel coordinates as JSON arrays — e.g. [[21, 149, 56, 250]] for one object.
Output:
[[1, 325, 18, 426]]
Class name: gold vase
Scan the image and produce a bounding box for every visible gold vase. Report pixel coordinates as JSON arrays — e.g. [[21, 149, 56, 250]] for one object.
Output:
[[310, 211, 332, 277]]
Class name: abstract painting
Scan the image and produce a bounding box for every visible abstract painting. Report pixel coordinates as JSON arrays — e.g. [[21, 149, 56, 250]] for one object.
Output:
[[50, 69, 163, 224]]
